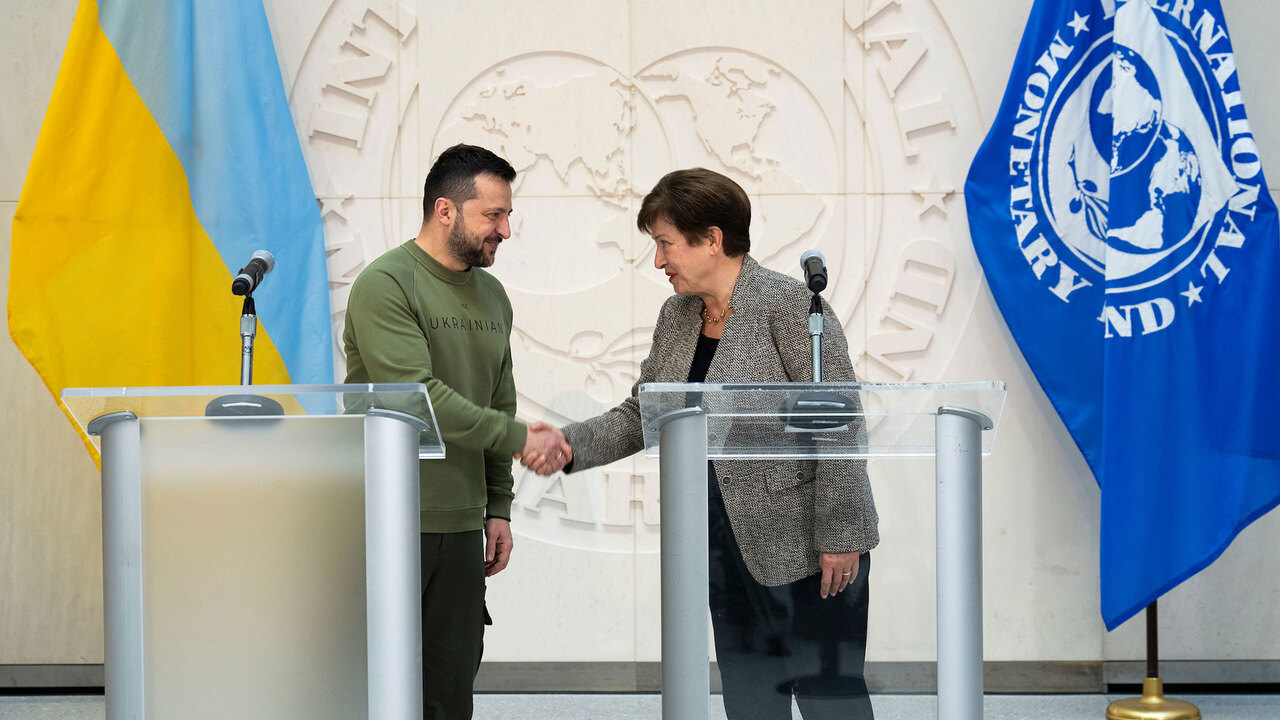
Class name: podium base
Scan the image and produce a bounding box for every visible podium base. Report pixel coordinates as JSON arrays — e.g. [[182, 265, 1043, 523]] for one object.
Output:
[[1106, 677, 1201, 720], [205, 394, 285, 417]]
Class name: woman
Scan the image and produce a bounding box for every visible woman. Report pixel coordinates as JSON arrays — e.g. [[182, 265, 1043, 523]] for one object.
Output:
[[534, 168, 878, 719]]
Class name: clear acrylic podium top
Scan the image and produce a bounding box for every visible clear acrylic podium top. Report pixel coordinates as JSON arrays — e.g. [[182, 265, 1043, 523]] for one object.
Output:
[[638, 381, 1006, 459], [61, 383, 445, 459]]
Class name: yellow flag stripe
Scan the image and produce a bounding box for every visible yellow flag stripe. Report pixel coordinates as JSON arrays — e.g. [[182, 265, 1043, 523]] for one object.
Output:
[[9, 0, 292, 460]]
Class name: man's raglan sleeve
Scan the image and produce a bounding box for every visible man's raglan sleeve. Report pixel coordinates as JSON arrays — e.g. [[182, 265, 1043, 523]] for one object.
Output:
[[346, 266, 527, 456], [483, 343, 519, 520]]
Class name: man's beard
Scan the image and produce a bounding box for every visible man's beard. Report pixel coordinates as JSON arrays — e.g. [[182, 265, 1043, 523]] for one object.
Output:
[[446, 215, 494, 269]]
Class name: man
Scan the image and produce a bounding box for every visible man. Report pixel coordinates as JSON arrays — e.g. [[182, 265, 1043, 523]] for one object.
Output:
[[344, 143, 569, 719]]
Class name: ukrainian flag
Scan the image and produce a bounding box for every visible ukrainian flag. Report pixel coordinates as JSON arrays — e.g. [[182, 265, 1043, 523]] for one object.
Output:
[[9, 0, 332, 454]]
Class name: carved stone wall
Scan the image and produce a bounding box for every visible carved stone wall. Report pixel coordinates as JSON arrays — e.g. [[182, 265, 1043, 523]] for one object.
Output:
[[2, 0, 1278, 669]]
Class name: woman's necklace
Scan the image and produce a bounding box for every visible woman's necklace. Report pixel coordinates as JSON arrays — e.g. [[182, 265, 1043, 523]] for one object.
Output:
[[701, 304, 731, 325]]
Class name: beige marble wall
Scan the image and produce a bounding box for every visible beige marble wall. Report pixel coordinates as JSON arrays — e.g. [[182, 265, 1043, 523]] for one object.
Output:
[[2, 0, 1278, 669], [1, 0, 102, 665]]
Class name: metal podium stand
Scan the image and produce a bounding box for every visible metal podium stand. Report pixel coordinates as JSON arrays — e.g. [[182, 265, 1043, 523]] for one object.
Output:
[[62, 383, 443, 720], [638, 381, 1006, 720]]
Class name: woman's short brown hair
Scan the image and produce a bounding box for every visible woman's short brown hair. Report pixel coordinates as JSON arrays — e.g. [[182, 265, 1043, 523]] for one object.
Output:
[[637, 168, 751, 257]]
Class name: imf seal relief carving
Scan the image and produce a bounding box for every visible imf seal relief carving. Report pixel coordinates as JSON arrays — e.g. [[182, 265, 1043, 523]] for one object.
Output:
[[289, 0, 419, 367], [431, 53, 672, 296], [429, 48, 860, 552], [635, 50, 840, 277], [847, 0, 986, 391], [421, 48, 854, 552], [999, 1, 1263, 338], [289, 0, 986, 552]]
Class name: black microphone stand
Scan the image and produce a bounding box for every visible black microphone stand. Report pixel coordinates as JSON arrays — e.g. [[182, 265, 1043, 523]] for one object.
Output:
[[782, 272, 856, 434], [790, 267, 871, 701], [809, 292, 824, 382], [240, 294, 258, 385], [205, 281, 283, 417]]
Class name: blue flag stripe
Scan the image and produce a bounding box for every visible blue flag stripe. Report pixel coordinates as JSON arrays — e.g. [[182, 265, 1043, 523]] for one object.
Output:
[[97, 0, 332, 384]]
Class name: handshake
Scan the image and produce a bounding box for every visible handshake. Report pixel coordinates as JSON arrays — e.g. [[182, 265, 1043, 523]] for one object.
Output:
[[514, 422, 572, 476]]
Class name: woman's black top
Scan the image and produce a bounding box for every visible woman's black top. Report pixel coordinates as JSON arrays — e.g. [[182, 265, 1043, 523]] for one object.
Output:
[[687, 334, 719, 383]]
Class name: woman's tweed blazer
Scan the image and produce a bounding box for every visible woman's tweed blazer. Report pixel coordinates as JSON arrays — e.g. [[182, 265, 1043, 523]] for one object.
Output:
[[563, 254, 879, 586]]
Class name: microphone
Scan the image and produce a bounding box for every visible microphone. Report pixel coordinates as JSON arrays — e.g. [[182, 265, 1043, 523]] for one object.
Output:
[[231, 250, 275, 296], [800, 249, 827, 293]]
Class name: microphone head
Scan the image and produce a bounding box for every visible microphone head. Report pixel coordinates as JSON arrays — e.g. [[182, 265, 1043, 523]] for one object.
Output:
[[232, 250, 275, 295], [252, 249, 275, 273], [800, 249, 827, 292], [800, 249, 826, 267]]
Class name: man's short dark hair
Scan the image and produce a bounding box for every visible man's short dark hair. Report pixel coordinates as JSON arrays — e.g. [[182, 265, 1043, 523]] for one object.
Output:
[[422, 144, 517, 219], [636, 168, 751, 257]]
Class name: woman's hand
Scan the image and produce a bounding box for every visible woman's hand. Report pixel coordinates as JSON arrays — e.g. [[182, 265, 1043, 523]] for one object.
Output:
[[515, 422, 572, 476], [819, 552, 859, 599]]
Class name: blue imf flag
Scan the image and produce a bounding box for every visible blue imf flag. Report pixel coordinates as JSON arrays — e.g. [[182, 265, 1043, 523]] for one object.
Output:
[[966, 0, 1280, 629]]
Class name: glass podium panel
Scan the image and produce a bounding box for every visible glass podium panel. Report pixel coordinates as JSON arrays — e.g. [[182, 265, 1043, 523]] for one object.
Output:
[[136, 414, 369, 718], [639, 381, 1006, 459], [637, 382, 1004, 720], [63, 382, 445, 459], [63, 383, 437, 719]]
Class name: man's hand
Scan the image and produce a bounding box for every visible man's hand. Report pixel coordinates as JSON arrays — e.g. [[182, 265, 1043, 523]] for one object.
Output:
[[818, 551, 859, 599], [484, 517, 514, 577], [515, 422, 572, 476]]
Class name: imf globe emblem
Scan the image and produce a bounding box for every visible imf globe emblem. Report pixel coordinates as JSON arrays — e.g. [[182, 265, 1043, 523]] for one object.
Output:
[[1019, 0, 1249, 335], [1092, 46, 1203, 257]]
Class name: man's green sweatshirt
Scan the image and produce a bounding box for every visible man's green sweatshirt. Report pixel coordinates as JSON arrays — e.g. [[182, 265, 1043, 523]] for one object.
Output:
[[343, 240, 527, 532]]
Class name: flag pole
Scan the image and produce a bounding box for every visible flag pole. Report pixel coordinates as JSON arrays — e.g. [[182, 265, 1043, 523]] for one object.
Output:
[[1104, 601, 1200, 720]]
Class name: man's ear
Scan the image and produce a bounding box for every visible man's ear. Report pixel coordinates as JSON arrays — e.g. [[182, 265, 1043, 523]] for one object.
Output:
[[432, 197, 455, 227]]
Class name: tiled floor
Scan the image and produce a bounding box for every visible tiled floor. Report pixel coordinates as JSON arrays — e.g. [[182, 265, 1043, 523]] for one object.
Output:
[[1, 693, 1277, 719]]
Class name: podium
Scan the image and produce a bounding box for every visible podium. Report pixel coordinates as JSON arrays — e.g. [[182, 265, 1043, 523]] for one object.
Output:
[[638, 381, 1006, 720], [62, 383, 444, 720]]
